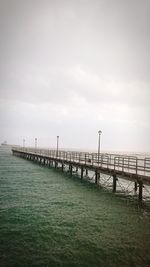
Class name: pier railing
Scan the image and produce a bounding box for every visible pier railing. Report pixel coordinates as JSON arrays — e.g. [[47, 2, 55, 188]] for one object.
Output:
[[13, 147, 150, 177]]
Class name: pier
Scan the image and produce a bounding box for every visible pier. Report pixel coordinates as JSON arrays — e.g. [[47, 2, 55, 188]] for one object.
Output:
[[12, 147, 150, 202]]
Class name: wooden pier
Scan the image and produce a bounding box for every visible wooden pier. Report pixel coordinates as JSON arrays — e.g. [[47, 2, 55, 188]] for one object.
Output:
[[12, 148, 150, 202]]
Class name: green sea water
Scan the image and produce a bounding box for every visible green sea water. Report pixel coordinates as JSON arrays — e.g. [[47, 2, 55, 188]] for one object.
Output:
[[0, 147, 150, 267]]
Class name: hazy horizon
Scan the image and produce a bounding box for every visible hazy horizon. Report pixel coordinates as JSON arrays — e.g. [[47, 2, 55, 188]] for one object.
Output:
[[0, 0, 150, 152], [1, 143, 150, 155]]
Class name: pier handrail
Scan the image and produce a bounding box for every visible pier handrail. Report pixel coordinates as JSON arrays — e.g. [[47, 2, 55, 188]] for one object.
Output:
[[12, 147, 150, 177]]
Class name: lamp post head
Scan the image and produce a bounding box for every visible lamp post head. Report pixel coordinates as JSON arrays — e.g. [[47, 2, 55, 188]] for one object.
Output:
[[98, 130, 102, 135]]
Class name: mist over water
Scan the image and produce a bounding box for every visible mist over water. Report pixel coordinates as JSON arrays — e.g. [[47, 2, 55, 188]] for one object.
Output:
[[0, 146, 150, 267]]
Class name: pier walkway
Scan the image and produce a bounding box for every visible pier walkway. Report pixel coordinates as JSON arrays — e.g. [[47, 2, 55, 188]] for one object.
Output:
[[12, 147, 150, 202]]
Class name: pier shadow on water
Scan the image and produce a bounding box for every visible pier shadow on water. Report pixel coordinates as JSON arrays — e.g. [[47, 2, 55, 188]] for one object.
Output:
[[0, 147, 150, 267]]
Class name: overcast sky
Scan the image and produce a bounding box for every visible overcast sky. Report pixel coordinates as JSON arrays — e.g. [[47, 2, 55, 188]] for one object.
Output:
[[0, 0, 150, 152]]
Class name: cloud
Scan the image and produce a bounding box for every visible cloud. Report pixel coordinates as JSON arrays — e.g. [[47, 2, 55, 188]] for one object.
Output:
[[1, 64, 149, 110]]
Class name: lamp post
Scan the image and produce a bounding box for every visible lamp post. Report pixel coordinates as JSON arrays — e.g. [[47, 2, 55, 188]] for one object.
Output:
[[98, 130, 102, 164], [56, 136, 59, 157], [23, 139, 25, 148], [35, 138, 37, 150]]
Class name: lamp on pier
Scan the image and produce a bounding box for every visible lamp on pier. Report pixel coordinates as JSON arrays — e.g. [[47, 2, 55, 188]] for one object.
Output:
[[98, 130, 102, 164], [56, 136, 59, 157], [23, 139, 25, 148], [35, 138, 37, 149]]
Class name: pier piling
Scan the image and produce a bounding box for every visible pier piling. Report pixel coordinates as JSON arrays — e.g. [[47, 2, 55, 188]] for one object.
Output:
[[81, 167, 84, 180], [138, 181, 143, 202], [113, 174, 117, 193]]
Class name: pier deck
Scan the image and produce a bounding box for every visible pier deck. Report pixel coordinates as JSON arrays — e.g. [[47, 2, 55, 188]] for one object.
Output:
[[12, 148, 150, 202]]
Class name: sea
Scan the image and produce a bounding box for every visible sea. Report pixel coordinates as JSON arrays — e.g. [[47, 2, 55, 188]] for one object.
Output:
[[0, 145, 150, 267]]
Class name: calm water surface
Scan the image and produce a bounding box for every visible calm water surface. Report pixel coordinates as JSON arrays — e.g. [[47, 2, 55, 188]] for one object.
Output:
[[0, 147, 150, 267]]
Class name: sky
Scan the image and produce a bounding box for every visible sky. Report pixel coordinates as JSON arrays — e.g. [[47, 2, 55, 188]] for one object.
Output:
[[0, 0, 150, 152]]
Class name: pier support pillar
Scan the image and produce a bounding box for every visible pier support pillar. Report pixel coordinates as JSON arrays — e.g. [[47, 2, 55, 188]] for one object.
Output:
[[81, 167, 84, 180], [113, 174, 117, 193], [86, 169, 88, 176], [134, 181, 138, 193], [76, 167, 78, 173], [70, 165, 73, 176], [95, 170, 98, 184], [62, 163, 64, 172], [138, 181, 143, 202], [55, 161, 57, 169]]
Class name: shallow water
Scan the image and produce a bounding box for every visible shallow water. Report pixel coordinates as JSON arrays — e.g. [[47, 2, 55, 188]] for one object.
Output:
[[0, 147, 150, 267]]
